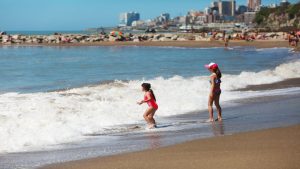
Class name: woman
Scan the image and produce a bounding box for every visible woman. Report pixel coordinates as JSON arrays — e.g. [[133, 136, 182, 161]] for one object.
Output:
[[137, 83, 158, 129], [205, 62, 222, 122]]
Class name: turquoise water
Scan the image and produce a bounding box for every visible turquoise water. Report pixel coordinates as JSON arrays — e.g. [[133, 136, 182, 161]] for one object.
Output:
[[0, 46, 296, 93]]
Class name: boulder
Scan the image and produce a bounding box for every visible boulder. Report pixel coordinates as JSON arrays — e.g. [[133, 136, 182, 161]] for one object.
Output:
[[164, 33, 173, 38], [171, 35, 178, 40], [153, 34, 161, 40], [177, 37, 188, 41], [70, 39, 79, 43], [32, 38, 39, 43], [109, 36, 117, 42], [47, 35, 56, 42], [13, 39, 22, 43], [2, 35, 9, 43], [195, 35, 203, 41], [159, 37, 172, 41], [12, 34, 20, 40], [133, 38, 140, 42]]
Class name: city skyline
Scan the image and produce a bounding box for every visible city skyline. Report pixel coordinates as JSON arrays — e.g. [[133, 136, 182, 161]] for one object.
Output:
[[0, 0, 299, 31]]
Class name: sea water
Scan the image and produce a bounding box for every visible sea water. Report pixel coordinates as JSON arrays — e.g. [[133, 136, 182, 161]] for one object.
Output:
[[0, 46, 299, 154]]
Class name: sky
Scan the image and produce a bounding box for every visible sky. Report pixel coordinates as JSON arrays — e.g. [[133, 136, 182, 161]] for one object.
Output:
[[0, 0, 299, 31]]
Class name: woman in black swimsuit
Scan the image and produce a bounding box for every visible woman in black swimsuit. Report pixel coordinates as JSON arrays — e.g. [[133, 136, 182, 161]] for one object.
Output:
[[205, 62, 222, 122]]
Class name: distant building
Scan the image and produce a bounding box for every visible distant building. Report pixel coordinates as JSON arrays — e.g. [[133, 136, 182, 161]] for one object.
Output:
[[161, 13, 170, 22], [248, 0, 261, 11], [207, 13, 220, 23], [204, 7, 211, 15], [211, 1, 219, 8], [280, 0, 290, 7], [119, 12, 140, 27], [218, 0, 236, 16], [244, 12, 256, 24], [131, 20, 146, 28], [237, 5, 248, 15]]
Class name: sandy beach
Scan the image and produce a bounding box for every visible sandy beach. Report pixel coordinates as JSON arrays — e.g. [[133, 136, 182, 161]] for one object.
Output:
[[1, 40, 292, 48], [42, 125, 300, 169]]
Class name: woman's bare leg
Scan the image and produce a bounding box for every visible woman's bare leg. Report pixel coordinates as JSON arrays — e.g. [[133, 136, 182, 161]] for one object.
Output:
[[208, 96, 214, 122], [214, 94, 222, 121]]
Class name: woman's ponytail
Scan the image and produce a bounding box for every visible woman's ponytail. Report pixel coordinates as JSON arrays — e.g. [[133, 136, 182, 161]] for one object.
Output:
[[149, 89, 156, 101], [215, 68, 222, 79]]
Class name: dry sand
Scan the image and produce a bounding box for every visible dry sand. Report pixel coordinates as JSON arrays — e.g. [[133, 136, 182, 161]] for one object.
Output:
[[2, 40, 292, 48], [42, 125, 300, 169]]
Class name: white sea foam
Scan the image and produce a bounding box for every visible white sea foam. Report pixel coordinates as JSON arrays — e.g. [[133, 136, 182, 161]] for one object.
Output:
[[0, 60, 300, 153]]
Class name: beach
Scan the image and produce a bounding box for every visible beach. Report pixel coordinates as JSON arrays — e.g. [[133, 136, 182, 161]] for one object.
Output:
[[42, 125, 300, 169], [1, 1, 300, 169]]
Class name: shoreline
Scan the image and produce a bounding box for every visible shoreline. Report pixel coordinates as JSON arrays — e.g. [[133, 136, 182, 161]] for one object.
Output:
[[0, 40, 292, 49], [41, 125, 300, 169]]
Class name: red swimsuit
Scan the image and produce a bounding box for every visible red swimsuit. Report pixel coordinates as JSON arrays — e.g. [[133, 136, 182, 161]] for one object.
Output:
[[144, 93, 158, 109]]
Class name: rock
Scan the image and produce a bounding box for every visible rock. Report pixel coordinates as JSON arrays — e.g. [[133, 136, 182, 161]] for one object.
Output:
[[109, 36, 117, 42], [159, 37, 172, 41], [70, 39, 79, 43], [13, 39, 22, 43], [177, 37, 188, 41], [171, 35, 178, 40], [164, 33, 173, 38], [12, 34, 20, 40], [153, 34, 161, 40], [2, 35, 9, 43], [32, 38, 38, 43], [133, 38, 140, 42], [47, 35, 56, 42], [195, 35, 203, 41]]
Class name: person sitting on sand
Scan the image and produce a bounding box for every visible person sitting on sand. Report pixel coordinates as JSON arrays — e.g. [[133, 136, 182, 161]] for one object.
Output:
[[205, 63, 222, 122], [137, 83, 158, 129]]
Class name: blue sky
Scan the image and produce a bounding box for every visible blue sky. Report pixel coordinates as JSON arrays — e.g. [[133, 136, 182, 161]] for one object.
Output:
[[0, 0, 299, 30]]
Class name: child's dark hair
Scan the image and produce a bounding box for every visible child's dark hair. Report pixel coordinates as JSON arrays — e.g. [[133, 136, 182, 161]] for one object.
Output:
[[141, 83, 156, 101]]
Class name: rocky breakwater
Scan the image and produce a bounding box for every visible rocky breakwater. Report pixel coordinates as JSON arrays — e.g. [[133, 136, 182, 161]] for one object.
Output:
[[0, 33, 212, 45]]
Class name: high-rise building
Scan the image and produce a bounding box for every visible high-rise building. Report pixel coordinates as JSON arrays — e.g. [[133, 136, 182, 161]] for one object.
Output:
[[248, 0, 261, 11], [119, 12, 140, 27], [161, 13, 170, 22], [237, 5, 248, 14], [218, 0, 236, 16], [204, 7, 211, 15], [211, 1, 219, 8]]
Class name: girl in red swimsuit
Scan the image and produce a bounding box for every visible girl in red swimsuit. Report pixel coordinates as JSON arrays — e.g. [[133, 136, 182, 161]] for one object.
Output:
[[205, 62, 222, 122], [137, 83, 158, 129]]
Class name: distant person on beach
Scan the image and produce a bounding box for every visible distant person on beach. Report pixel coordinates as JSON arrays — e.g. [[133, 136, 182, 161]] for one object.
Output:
[[137, 83, 158, 129], [205, 63, 222, 122], [224, 34, 231, 47]]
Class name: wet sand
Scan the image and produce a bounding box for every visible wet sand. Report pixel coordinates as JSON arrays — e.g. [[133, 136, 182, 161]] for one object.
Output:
[[237, 78, 300, 91], [42, 125, 300, 169], [1, 40, 292, 48]]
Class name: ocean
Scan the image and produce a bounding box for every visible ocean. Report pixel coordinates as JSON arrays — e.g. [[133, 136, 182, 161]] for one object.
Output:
[[0, 46, 300, 168]]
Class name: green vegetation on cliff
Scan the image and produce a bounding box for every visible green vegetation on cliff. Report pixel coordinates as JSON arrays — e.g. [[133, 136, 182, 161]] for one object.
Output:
[[254, 2, 300, 30]]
